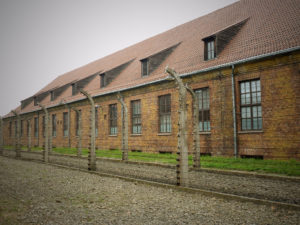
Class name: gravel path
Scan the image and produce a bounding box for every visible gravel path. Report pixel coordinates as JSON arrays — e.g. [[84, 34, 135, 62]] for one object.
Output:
[[0, 156, 299, 225], [3, 150, 300, 205]]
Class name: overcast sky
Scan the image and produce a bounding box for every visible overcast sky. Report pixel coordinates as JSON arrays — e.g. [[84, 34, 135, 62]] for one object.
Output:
[[0, 0, 238, 117]]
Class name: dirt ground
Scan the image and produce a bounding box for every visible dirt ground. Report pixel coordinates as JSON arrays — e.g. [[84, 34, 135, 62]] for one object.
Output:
[[0, 156, 299, 225]]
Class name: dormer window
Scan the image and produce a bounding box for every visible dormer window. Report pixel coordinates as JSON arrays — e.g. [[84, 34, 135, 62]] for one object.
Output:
[[141, 58, 149, 77], [100, 73, 106, 88], [33, 96, 38, 106], [204, 37, 216, 60], [50, 91, 54, 101], [72, 83, 77, 96]]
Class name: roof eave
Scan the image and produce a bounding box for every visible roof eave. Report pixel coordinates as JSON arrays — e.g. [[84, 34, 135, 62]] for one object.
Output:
[[5, 46, 300, 118]]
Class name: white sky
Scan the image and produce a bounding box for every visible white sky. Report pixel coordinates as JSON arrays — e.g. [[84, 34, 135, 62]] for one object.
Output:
[[0, 0, 238, 116]]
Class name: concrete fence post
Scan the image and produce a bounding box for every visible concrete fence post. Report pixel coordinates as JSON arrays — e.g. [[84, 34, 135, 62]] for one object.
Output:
[[37, 103, 49, 163], [67, 106, 71, 148], [0, 116, 3, 155], [72, 108, 82, 157], [27, 119, 31, 151], [186, 85, 201, 168], [80, 90, 96, 171], [48, 114, 52, 154], [117, 92, 129, 161], [165, 66, 189, 187], [11, 111, 21, 158]]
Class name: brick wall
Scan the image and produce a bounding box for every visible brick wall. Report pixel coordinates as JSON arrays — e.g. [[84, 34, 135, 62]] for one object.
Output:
[[3, 51, 300, 160]]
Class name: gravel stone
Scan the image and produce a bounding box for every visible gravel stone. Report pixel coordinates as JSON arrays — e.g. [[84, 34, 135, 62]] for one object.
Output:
[[0, 155, 299, 225]]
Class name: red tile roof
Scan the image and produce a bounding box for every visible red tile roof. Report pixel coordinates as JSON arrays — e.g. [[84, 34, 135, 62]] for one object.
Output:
[[6, 0, 300, 117]]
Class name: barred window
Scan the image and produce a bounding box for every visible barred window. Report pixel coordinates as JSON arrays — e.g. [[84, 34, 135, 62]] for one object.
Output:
[[63, 112, 69, 136], [52, 114, 56, 137], [240, 79, 262, 130], [159, 94, 171, 133], [34, 117, 39, 137], [196, 88, 210, 132], [131, 100, 141, 134], [109, 104, 118, 135]]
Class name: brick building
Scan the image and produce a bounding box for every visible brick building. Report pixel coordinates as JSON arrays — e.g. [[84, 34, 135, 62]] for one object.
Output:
[[2, 0, 300, 159]]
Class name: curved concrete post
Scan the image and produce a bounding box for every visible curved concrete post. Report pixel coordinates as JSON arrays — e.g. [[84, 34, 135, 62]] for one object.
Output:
[[117, 92, 129, 161], [72, 108, 82, 157], [0, 116, 3, 155], [186, 85, 201, 168], [80, 89, 96, 171], [11, 111, 21, 158], [37, 103, 49, 163], [165, 66, 189, 187]]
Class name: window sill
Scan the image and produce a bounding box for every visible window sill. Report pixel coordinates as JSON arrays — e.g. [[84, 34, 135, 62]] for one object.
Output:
[[109, 135, 118, 137], [130, 134, 142, 136], [199, 132, 211, 135], [238, 130, 263, 134], [157, 133, 172, 136]]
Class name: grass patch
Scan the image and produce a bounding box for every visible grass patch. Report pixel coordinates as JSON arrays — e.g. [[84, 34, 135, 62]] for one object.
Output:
[[3, 146, 299, 176]]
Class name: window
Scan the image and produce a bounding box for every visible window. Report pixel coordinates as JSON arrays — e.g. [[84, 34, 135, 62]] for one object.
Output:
[[100, 73, 106, 88], [9, 121, 12, 137], [50, 91, 54, 101], [196, 88, 210, 132], [95, 107, 98, 136], [141, 59, 149, 76], [42, 116, 45, 137], [72, 83, 77, 96], [204, 37, 216, 60], [33, 96, 38, 106], [20, 120, 23, 137], [109, 104, 118, 135], [240, 80, 262, 130], [159, 94, 171, 133], [131, 100, 141, 134], [34, 117, 38, 137], [63, 112, 69, 136], [52, 114, 56, 137]]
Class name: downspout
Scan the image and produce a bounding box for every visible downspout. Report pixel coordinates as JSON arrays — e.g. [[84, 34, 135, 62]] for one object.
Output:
[[231, 65, 238, 158]]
